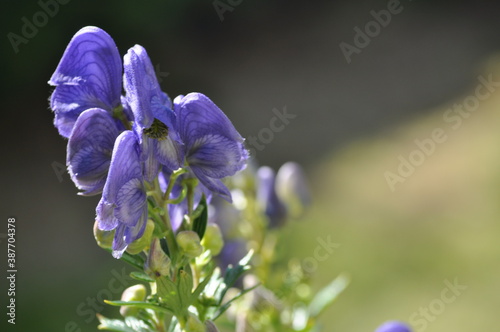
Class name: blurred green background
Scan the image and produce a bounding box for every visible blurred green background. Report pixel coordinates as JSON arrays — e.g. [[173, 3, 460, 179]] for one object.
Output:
[[2, 0, 500, 331]]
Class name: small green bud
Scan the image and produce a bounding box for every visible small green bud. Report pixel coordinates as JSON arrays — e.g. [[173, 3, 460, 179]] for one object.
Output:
[[200, 224, 224, 256], [119, 284, 147, 317], [176, 231, 203, 258], [126, 219, 155, 255], [186, 313, 205, 332], [93, 220, 114, 249], [144, 238, 171, 279]]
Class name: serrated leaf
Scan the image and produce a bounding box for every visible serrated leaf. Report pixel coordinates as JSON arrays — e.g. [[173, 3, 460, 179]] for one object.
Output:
[[130, 271, 154, 282], [218, 250, 253, 302], [156, 277, 185, 317], [192, 195, 208, 240], [178, 270, 194, 309], [157, 277, 178, 303], [308, 274, 349, 317]]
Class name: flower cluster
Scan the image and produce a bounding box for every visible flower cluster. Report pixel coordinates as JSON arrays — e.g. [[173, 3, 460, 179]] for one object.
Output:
[[49, 26, 248, 258], [48, 26, 413, 332]]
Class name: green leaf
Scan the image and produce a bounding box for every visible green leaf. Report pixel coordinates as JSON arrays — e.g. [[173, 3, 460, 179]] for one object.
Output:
[[192, 265, 215, 301], [177, 270, 194, 310], [308, 274, 349, 317], [160, 238, 170, 258], [156, 277, 184, 316], [97, 315, 135, 332], [192, 195, 208, 240], [130, 271, 154, 283], [218, 250, 253, 303], [103, 300, 174, 314]]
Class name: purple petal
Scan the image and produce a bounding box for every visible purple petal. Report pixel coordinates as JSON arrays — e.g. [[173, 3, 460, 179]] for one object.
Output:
[[151, 97, 180, 143], [140, 137, 160, 182], [190, 167, 232, 202], [187, 134, 246, 178], [101, 131, 142, 204], [124, 209, 147, 243], [123, 45, 161, 129], [67, 108, 119, 195], [168, 203, 186, 231], [114, 178, 147, 226], [52, 104, 83, 137], [112, 225, 128, 258], [176, 93, 244, 148], [49, 26, 122, 137], [96, 199, 118, 231], [154, 138, 184, 171], [120, 95, 135, 122]]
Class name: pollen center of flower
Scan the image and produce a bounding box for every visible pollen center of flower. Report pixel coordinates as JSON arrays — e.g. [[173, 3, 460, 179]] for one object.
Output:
[[144, 118, 169, 140]]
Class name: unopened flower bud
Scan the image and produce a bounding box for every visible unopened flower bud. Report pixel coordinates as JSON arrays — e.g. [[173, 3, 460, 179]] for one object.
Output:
[[144, 238, 171, 279], [93, 220, 115, 249], [375, 321, 412, 332], [201, 224, 224, 256], [176, 231, 203, 258], [126, 219, 155, 255], [205, 320, 220, 332], [257, 166, 287, 228], [119, 284, 146, 317], [275, 162, 311, 218], [186, 313, 205, 332]]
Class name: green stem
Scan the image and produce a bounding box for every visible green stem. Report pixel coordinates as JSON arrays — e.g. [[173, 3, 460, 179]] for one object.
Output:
[[162, 168, 188, 204], [185, 178, 198, 227], [160, 211, 179, 270], [166, 183, 187, 205]]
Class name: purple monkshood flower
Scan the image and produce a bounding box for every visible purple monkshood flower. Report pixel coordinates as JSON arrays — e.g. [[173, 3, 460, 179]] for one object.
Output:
[[257, 166, 287, 228], [123, 45, 183, 173], [174, 93, 249, 202], [67, 108, 120, 195], [375, 321, 412, 332], [48, 26, 123, 137], [96, 131, 148, 258]]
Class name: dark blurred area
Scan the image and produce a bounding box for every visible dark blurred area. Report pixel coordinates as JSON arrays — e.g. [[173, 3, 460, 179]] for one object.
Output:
[[3, 0, 500, 331]]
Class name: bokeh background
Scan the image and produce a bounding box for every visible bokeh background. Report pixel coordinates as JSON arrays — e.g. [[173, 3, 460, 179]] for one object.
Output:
[[2, 0, 500, 330]]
